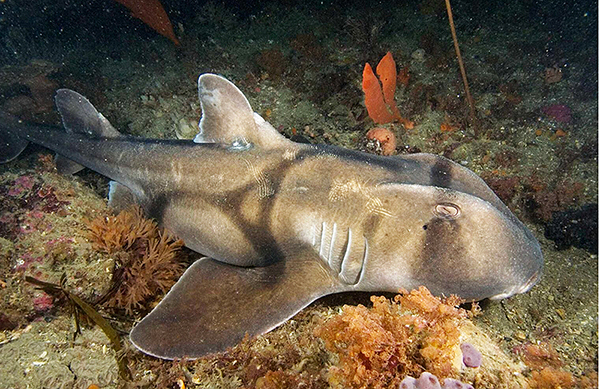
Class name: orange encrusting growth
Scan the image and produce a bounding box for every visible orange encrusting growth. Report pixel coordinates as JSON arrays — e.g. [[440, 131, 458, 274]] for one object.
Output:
[[113, 0, 180, 45], [366, 127, 397, 155], [362, 52, 414, 129]]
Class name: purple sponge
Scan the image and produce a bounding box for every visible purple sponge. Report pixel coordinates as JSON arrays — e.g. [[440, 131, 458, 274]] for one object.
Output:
[[399, 376, 417, 389], [460, 343, 482, 368], [416, 372, 442, 389], [443, 378, 474, 389], [399, 373, 474, 389]]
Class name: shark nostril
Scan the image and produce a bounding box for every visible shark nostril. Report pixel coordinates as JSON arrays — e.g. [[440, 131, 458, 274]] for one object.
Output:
[[434, 203, 461, 218]]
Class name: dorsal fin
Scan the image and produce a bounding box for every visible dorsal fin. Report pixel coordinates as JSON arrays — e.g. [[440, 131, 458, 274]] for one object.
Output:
[[194, 74, 291, 149], [53, 89, 122, 174], [55, 89, 121, 138]]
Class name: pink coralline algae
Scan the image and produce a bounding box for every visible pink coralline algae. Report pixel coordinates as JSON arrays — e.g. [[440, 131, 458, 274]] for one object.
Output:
[[541, 104, 572, 123], [33, 293, 54, 313], [8, 175, 35, 196], [14, 252, 43, 272], [0, 175, 70, 239]]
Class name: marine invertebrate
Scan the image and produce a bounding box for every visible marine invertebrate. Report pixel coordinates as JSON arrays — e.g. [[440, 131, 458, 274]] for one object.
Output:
[[315, 287, 473, 388], [112, 0, 179, 45], [400, 372, 474, 389], [362, 52, 414, 128], [459, 343, 481, 368], [366, 127, 397, 155], [88, 206, 185, 314]]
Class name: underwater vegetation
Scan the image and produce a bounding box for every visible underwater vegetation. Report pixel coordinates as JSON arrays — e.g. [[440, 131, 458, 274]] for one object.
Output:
[[314, 287, 477, 388], [135, 286, 598, 388], [87, 206, 186, 314], [514, 342, 598, 389], [311, 287, 597, 389], [0, 0, 596, 385]]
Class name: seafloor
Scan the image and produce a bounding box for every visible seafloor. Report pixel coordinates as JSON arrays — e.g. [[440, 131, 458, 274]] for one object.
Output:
[[0, 0, 597, 388]]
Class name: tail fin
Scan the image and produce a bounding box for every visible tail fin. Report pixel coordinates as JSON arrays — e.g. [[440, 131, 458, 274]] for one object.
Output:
[[0, 90, 121, 167], [0, 111, 31, 163]]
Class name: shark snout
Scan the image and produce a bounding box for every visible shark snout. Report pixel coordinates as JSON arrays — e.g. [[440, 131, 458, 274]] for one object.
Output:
[[519, 268, 542, 293]]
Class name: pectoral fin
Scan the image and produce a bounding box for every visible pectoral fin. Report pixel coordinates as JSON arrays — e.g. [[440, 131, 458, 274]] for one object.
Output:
[[130, 253, 340, 359]]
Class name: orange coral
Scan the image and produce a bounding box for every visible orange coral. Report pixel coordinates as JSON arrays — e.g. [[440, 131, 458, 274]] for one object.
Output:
[[113, 0, 179, 45], [88, 206, 185, 314], [315, 286, 469, 388], [362, 52, 414, 129]]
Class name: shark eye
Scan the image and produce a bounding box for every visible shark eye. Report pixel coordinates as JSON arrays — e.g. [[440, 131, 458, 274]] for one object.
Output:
[[434, 203, 461, 219]]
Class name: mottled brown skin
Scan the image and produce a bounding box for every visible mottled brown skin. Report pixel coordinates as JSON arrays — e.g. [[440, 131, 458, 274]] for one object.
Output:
[[0, 74, 543, 359]]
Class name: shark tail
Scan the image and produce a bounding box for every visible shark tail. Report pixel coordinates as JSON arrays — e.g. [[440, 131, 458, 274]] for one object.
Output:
[[0, 89, 121, 169], [0, 111, 32, 163]]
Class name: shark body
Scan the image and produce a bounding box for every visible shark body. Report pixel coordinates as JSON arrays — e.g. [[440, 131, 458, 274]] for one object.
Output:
[[0, 74, 543, 359]]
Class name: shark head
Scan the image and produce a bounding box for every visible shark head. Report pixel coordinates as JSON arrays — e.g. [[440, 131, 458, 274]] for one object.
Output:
[[355, 180, 543, 301]]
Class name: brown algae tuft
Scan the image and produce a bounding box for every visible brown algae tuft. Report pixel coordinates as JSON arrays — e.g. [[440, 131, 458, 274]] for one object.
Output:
[[87, 206, 186, 314]]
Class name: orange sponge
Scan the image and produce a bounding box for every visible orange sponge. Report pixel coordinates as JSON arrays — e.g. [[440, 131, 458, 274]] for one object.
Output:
[[113, 0, 180, 45], [362, 52, 414, 128], [362, 61, 395, 124]]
